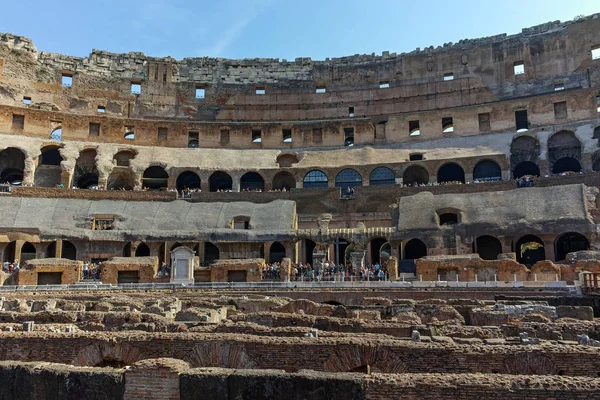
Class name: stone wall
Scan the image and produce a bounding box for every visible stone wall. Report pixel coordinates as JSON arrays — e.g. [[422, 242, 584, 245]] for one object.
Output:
[[101, 257, 158, 285], [208, 259, 264, 282], [16, 258, 82, 285], [12, 187, 177, 202]]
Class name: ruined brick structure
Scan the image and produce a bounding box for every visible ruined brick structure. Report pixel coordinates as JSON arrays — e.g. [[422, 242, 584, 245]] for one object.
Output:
[[1, 14, 600, 399]]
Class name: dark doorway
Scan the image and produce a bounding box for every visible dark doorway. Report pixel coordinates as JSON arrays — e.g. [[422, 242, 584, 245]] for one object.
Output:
[[513, 161, 540, 179], [403, 165, 429, 186], [21, 242, 37, 262], [272, 171, 296, 191], [473, 236, 502, 260], [62, 241, 77, 260], [400, 239, 427, 274], [117, 271, 140, 284], [209, 171, 233, 192], [369, 237, 388, 265], [437, 163, 465, 183], [515, 235, 545, 266], [555, 232, 589, 261], [304, 239, 316, 265], [176, 171, 201, 191], [228, 270, 247, 282], [135, 243, 150, 257], [240, 172, 265, 191], [473, 160, 502, 182], [3, 241, 16, 262], [269, 242, 286, 263], [37, 272, 62, 285], [142, 166, 168, 190], [204, 242, 220, 263], [551, 157, 581, 174], [46, 242, 57, 258]]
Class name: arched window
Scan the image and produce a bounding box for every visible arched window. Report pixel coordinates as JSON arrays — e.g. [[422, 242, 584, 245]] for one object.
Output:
[[204, 242, 220, 263], [176, 171, 201, 191], [513, 161, 540, 179], [473, 160, 502, 182], [74, 149, 98, 189], [369, 167, 395, 186], [36, 146, 63, 187], [0, 147, 25, 184], [50, 128, 62, 141], [40, 146, 62, 165], [555, 232, 589, 261], [369, 237, 390, 265], [135, 243, 150, 257], [437, 163, 465, 184], [548, 131, 581, 173], [62, 240, 77, 260], [142, 166, 168, 190], [551, 157, 581, 174], [473, 235, 502, 260], [515, 235, 545, 266], [240, 172, 265, 191], [272, 171, 296, 191], [403, 165, 429, 186], [335, 168, 362, 190], [209, 171, 232, 192], [269, 242, 286, 263], [403, 239, 427, 260], [303, 170, 328, 188], [20, 242, 37, 262]]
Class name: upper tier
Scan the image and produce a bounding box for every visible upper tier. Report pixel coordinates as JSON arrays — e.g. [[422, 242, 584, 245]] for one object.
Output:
[[0, 14, 599, 150]]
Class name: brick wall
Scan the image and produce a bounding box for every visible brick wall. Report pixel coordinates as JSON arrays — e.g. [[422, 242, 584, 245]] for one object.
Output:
[[12, 187, 177, 202], [17, 259, 83, 285], [124, 358, 188, 400]]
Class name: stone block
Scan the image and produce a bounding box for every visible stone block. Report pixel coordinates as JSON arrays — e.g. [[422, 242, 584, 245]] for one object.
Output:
[[556, 306, 594, 321]]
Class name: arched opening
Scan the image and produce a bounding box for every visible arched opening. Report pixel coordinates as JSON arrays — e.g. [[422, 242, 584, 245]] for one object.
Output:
[[331, 238, 351, 266], [240, 172, 265, 191], [142, 166, 168, 190], [510, 136, 540, 175], [555, 232, 589, 261], [551, 157, 581, 174], [303, 170, 328, 189], [513, 161, 540, 179], [204, 242, 220, 263], [50, 128, 62, 141], [46, 241, 57, 258], [2, 241, 16, 263], [401, 239, 427, 274], [402, 165, 429, 186], [437, 163, 465, 184], [209, 171, 232, 192], [369, 167, 395, 186], [107, 168, 136, 190], [304, 239, 316, 265], [473, 236, 502, 260], [122, 242, 131, 257], [439, 213, 459, 225], [20, 242, 37, 262], [515, 235, 545, 266], [62, 240, 77, 260], [548, 131, 581, 174], [73, 149, 98, 189], [35, 146, 63, 187], [269, 242, 286, 263], [113, 150, 136, 167], [473, 160, 502, 182], [272, 171, 296, 191], [40, 146, 62, 165], [176, 171, 201, 191], [135, 243, 150, 257], [369, 237, 390, 265], [0, 147, 25, 184], [335, 169, 362, 191]]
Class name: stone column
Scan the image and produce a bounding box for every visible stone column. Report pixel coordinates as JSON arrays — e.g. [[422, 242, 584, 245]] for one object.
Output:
[[55, 240, 63, 258], [280, 257, 292, 282], [387, 256, 398, 281], [124, 358, 189, 400], [350, 251, 365, 271]]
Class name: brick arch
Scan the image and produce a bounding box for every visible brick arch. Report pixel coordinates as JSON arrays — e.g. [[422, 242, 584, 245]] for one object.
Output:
[[503, 352, 556, 375], [72, 342, 141, 367], [323, 345, 408, 373], [186, 342, 256, 369]]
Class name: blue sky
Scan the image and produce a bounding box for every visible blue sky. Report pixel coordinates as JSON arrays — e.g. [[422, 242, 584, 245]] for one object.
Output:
[[3, 0, 599, 60]]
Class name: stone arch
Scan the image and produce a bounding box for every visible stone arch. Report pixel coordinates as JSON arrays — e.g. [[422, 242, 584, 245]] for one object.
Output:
[[503, 352, 556, 375], [335, 168, 362, 190], [0, 147, 25, 184], [513, 161, 540, 179], [113, 150, 136, 167], [2, 241, 16, 263], [403, 239, 427, 260], [437, 163, 465, 183], [548, 130, 581, 172], [20, 242, 37, 262], [209, 171, 232, 192], [135, 243, 150, 257], [515, 235, 545, 266], [268, 241, 286, 263], [272, 171, 296, 191], [35, 146, 63, 187], [186, 342, 256, 369], [403, 165, 429, 186], [473, 235, 502, 260], [142, 166, 168, 190], [176, 171, 201, 191], [303, 170, 328, 188], [39, 146, 62, 166], [276, 153, 299, 167], [555, 232, 589, 261], [369, 166, 395, 186], [323, 345, 408, 373], [369, 237, 390, 265], [473, 160, 502, 182], [240, 172, 265, 191], [50, 127, 62, 141], [204, 242, 220, 263], [72, 342, 141, 367], [107, 168, 136, 190], [62, 240, 77, 260], [552, 157, 581, 174], [510, 135, 540, 173], [73, 149, 98, 189]]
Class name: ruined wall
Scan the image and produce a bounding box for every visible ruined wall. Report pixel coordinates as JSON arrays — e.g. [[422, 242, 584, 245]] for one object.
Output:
[[16, 258, 82, 285], [209, 259, 265, 282], [101, 257, 158, 285]]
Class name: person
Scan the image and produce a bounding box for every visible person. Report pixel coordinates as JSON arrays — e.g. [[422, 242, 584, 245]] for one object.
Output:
[[83, 261, 89, 279]]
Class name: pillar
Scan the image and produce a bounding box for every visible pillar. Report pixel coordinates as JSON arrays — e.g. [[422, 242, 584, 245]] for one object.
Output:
[[387, 256, 398, 281]]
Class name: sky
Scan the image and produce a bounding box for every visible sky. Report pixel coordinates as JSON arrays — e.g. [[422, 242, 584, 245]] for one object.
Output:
[[2, 0, 599, 60]]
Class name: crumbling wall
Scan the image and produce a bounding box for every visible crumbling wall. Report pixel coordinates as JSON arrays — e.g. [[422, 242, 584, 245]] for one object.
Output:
[[17, 258, 82, 285]]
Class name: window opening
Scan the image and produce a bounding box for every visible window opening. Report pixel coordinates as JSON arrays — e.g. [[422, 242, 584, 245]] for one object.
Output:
[[255, 88, 265, 95], [348, 107, 355, 117], [282, 129, 292, 143], [130, 82, 141, 94], [514, 61, 525, 75], [592, 46, 600, 60], [409, 153, 423, 161], [61, 74, 73, 87], [12, 114, 24, 130], [554, 83, 564, 91], [124, 127, 135, 140], [478, 113, 491, 132], [596, 95, 600, 113], [316, 87, 326, 94], [379, 81, 390, 89], [97, 106, 106, 113], [515, 110, 529, 132], [93, 217, 114, 231], [158, 127, 168, 141], [188, 132, 199, 148], [312, 128, 323, 144], [344, 127, 354, 147], [439, 213, 459, 225], [220, 130, 230, 144], [442, 117, 454, 133], [443, 73, 454, 81], [409, 120, 420, 136], [252, 129, 262, 143], [89, 123, 100, 137], [50, 128, 62, 141], [195, 88, 205, 99], [554, 102, 567, 120], [22, 97, 31, 105]]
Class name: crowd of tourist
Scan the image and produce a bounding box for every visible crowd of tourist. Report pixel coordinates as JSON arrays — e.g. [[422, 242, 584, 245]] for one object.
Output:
[[2, 259, 20, 273], [82, 261, 102, 280], [262, 260, 390, 281]]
